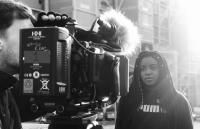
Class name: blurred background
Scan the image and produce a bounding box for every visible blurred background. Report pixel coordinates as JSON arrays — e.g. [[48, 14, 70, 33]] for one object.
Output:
[[16, 0, 200, 128]]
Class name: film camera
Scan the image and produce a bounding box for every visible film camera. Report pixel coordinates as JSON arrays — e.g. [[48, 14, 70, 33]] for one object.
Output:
[[19, 12, 120, 129]]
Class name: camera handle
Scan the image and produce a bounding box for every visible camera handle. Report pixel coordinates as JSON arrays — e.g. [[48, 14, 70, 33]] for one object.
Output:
[[48, 113, 104, 129]]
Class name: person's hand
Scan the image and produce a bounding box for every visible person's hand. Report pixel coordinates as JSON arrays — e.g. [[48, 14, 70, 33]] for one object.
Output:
[[34, 12, 76, 27]]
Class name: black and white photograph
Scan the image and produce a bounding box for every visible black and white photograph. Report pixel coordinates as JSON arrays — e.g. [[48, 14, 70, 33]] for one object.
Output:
[[0, 0, 199, 129]]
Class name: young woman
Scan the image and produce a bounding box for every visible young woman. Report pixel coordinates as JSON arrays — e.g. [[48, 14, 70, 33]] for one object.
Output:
[[115, 51, 193, 129]]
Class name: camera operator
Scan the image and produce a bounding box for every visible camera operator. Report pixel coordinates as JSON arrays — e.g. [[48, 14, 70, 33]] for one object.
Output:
[[0, 0, 39, 128]]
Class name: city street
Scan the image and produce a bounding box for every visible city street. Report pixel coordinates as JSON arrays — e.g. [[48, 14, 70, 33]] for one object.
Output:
[[22, 121, 200, 129]]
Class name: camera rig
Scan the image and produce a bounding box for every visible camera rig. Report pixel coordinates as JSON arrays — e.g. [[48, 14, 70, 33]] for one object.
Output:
[[19, 12, 120, 129]]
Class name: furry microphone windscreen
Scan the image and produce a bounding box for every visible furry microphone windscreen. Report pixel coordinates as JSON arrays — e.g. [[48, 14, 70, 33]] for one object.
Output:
[[98, 9, 140, 56]]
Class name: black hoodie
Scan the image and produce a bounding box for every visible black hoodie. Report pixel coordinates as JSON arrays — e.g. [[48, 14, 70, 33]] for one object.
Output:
[[115, 51, 193, 129], [0, 71, 21, 129]]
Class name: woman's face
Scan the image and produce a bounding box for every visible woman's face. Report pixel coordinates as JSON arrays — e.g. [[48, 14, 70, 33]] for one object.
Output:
[[140, 56, 160, 86]]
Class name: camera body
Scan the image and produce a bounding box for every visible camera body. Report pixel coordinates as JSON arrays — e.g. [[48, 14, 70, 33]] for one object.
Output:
[[20, 27, 70, 97], [19, 26, 120, 115]]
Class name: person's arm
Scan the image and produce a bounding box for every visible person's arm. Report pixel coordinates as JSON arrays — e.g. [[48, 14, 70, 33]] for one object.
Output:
[[176, 93, 193, 129], [8, 90, 22, 129]]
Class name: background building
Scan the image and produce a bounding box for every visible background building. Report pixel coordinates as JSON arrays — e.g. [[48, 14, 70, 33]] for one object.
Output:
[[118, 0, 179, 88]]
